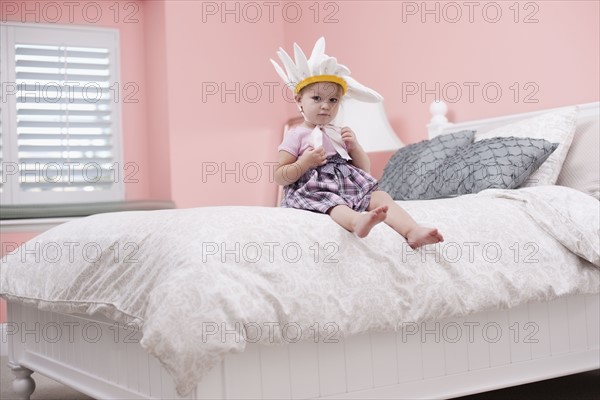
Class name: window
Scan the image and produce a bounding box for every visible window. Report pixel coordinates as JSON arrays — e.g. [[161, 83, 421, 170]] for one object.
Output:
[[0, 23, 123, 206]]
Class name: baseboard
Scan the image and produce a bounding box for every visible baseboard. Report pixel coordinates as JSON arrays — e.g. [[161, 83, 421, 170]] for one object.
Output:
[[0, 323, 7, 357]]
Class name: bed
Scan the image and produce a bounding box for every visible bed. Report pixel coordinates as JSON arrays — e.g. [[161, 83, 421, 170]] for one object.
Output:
[[1, 101, 599, 400]]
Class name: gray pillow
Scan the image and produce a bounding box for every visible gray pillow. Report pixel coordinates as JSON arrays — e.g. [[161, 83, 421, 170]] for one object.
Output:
[[379, 130, 475, 199], [402, 137, 559, 200]]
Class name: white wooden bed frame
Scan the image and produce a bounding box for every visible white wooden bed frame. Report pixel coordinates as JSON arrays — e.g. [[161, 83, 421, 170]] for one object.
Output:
[[4, 101, 600, 399]]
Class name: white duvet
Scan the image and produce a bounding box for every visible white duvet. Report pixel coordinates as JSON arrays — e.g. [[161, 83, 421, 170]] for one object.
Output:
[[1, 185, 599, 396]]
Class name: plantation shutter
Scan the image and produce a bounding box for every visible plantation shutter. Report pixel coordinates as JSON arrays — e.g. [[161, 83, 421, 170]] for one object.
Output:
[[0, 23, 123, 205], [1, 31, 7, 199]]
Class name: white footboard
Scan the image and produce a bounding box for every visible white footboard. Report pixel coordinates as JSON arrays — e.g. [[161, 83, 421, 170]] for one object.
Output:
[[202, 293, 599, 399], [6, 301, 190, 399], [5, 293, 600, 399]]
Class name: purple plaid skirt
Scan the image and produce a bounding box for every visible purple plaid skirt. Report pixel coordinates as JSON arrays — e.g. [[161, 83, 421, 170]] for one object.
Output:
[[281, 154, 379, 214]]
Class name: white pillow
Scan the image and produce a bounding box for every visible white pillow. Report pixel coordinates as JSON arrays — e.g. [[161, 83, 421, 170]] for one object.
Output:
[[474, 106, 578, 186], [556, 117, 600, 200]]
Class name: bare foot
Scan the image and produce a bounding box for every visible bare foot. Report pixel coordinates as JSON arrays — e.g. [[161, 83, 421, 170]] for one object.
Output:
[[406, 226, 444, 249], [353, 206, 388, 238]]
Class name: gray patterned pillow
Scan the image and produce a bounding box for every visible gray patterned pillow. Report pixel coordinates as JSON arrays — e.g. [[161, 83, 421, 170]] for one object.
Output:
[[402, 137, 559, 200], [379, 130, 475, 199]]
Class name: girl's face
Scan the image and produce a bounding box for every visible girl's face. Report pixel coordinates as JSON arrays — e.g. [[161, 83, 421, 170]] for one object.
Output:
[[296, 82, 342, 126]]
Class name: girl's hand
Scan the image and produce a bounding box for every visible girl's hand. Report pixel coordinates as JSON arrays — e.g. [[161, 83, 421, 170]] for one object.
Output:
[[341, 127, 361, 153], [298, 146, 327, 169]]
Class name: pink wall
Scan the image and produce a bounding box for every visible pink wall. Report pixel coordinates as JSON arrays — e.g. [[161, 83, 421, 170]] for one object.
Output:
[[158, 0, 287, 208], [284, 1, 599, 143], [142, 0, 172, 201]]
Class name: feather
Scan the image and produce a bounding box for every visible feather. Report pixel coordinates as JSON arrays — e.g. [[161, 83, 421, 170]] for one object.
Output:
[[294, 42, 311, 80], [320, 57, 337, 75], [344, 75, 384, 102], [308, 37, 326, 73], [270, 59, 291, 85], [277, 48, 299, 84], [334, 62, 351, 76], [310, 37, 326, 60]]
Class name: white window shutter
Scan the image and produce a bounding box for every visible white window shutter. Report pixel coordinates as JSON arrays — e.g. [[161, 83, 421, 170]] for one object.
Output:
[[1, 23, 124, 205]]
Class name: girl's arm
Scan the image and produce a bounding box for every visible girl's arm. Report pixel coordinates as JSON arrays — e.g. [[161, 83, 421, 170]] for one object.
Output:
[[348, 146, 371, 173], [274, 148, 327, 186], [341, 127, 371, 173]]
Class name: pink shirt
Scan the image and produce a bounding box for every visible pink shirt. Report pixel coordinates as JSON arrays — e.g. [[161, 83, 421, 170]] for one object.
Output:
[[278, 125, 345, 158]]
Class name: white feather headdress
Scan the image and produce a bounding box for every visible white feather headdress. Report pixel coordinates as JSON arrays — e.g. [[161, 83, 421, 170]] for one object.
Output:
[[270, 37, 383, 103]]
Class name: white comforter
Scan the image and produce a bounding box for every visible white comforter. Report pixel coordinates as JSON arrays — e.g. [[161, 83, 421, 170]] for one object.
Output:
[[1, 185, 599, 396]]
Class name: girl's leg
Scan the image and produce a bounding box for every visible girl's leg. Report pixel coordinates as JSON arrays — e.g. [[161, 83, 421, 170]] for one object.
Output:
[[328, 204, 388, 238], [368, 191, 444, 248], [368, 191, 417, 236]]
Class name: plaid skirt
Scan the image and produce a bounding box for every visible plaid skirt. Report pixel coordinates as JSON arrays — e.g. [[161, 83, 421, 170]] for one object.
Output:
[[281, 154, 379, 214]]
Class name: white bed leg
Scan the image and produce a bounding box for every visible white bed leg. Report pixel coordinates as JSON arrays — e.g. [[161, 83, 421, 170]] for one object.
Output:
[[8, 362, 36, 400]]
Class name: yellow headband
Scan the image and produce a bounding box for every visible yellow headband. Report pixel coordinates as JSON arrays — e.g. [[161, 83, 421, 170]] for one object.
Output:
[[294, 75, 348, 95]]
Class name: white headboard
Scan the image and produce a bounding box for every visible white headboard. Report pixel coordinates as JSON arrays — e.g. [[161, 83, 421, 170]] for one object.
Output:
[[427, 101, 600, 139]]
